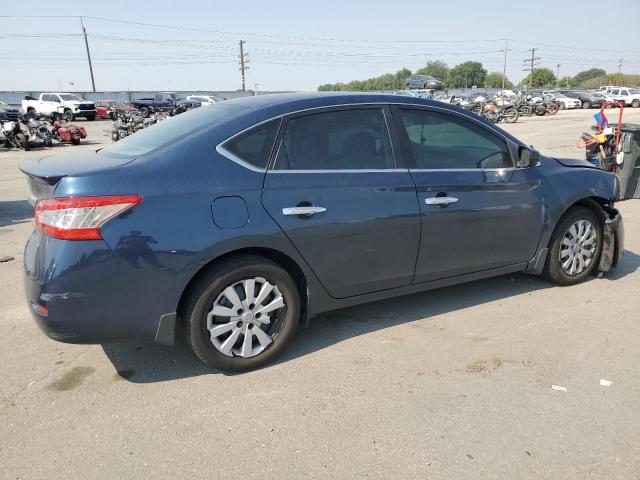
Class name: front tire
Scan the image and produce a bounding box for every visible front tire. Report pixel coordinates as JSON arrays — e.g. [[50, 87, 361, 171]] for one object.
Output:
[[632, 99, 640, 108], [542, 207, 602, 286], [582, 101, 592, 109], [64, 110, 74, 121], [183, 255, 300, 372]]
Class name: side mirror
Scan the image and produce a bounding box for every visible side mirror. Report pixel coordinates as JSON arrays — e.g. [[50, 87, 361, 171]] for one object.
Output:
[[518, 146, 539, 168]]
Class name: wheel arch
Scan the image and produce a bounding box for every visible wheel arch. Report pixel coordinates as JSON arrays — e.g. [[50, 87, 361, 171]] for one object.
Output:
[[175, 247, 310, 329], [526, 195, 612, 274]]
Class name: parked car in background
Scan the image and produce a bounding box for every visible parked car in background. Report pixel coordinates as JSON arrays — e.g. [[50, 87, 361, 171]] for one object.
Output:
[[131, 93, 201, 117], [22, 93, 96, 121], [405, 75, 445, 90], [0, 100, 20, 121], [187, 95, 221, 107], [20, 93, 623, 372], [608, 87, 640, 108], [557, 90, 605, 109], [544, 92, 581, 109]]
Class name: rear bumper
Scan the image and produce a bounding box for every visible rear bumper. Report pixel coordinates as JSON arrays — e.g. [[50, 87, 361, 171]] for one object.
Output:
[[23, 231, 183, 345]]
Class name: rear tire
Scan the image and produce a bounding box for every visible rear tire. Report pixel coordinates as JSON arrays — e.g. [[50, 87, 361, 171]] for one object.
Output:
[[183, 255, 300, 372], [139, 106, 150, 117], [542, 207, 602, 286], [71, 138, 80, 145], [63, 110, 74, 121], [632, 99, 640, 108], [582, 101, 592, 109]]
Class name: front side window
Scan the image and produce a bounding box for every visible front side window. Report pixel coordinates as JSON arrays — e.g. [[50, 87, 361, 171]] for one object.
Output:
[[59, 94, 83, 101], [274, 108, 394, 170], [398, 108, 512, 170], [222, 119, 280, 169]]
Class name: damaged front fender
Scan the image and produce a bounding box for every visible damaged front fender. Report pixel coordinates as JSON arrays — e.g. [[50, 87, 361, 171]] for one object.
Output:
[[598, 206, 624, 274]]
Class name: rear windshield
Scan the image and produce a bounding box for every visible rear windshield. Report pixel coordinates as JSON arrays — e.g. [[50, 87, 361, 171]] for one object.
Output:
[[103, 104, 237, 156]]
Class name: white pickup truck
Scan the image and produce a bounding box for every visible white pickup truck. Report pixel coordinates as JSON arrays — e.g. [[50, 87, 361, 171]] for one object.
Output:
[[22, 93, 97, 121], [608, 87, 640, 108]]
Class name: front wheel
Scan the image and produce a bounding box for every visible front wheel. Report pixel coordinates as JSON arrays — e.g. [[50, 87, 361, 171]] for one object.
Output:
[[183, 255, 300, 371], [582, 101, 592, 109], [139, 106, 150, 117], [543, 207, 602, 285], [502, 108, 519, 123], [632, 99, 640, 108], [547, 103, 559, 115]]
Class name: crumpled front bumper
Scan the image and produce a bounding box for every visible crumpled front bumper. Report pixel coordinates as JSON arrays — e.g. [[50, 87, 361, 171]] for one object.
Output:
[[598, 207, 624, 273]]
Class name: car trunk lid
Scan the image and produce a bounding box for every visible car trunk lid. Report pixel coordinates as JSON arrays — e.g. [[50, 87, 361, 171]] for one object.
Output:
[[19, 152, 136, 205]]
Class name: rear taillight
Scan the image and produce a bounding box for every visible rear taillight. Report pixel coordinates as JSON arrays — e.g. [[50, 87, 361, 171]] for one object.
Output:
[[35, 195, 142, 240]]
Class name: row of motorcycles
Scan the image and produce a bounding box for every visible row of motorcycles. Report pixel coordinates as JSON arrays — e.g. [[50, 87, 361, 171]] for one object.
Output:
[[446, 94, 560, 124], [110, 105, 186, 142], [1, 112, 87, 151]]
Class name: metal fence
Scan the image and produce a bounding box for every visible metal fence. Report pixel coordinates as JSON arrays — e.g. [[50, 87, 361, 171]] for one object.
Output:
[[0, 90, 278, 106]]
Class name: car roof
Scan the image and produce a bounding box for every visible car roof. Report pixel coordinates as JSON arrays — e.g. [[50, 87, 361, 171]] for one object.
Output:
[[215, 92, 521, 144]]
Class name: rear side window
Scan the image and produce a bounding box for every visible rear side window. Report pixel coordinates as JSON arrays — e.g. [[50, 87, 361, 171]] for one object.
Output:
[[274, 108, 394, 170], [398, 108, 512, 170], [222, 119, 280, 169]]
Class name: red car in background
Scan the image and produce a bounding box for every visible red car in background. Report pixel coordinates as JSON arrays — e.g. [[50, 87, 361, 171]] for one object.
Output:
[[95, 100, 137, 119]]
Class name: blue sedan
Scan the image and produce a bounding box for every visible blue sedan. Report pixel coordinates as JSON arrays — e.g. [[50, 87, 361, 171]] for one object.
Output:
[[20, 93, 624, 371]]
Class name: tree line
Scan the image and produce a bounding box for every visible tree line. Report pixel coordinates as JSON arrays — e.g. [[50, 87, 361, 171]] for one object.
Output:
[[317, 61, 640, 91]]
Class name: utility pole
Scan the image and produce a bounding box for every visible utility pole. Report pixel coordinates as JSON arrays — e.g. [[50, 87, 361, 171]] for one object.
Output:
[[556, 63, 561, 81], [618, 58, 623, 72], [80, 17, 96, 92], [522, 48, 540, 90], [239, 40, 249, 92], [501, 39, 509, 89]]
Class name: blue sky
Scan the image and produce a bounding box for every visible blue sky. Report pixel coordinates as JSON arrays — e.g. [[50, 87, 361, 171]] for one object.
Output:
[[1, 0, 639, 92]]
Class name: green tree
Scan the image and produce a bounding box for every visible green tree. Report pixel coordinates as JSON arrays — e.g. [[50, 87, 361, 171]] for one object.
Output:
[[445, 61, 487, 88], [484, 71, 513, 89], [520, 68, 557, 88], [316, 68, 412, 91], [415, 60, 449, 81], [572, 68, 606, 86], [556, 76, 573, 88]]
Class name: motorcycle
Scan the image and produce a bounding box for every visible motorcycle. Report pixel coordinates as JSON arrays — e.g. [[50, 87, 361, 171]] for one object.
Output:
[[1, 119, 30, 150], [48, 112, 87, 145], [21, 113, 53, 147]]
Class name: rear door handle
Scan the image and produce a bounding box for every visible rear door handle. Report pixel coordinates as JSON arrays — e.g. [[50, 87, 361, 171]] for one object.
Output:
[[282, 206, 327, 216], [425, 196, 459, 206]]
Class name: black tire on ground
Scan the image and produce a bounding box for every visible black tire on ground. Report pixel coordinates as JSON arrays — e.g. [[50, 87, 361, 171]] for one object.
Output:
[[71, 138, 80, 145], [64, 110, 74, 121], [87, 114, 96, 121], [535, 104, 546, 116], [542, 206, 603, 286], [183, 255, 300, 372], [46, 140, 53, 147], [27, 107, 35, 115], [139, 106, 150, 117], [632, 99, 640, 108], [582, 101, 592, 109]]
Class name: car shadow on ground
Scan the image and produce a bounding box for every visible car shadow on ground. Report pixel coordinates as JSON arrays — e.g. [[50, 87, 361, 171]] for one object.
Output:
[[0, 200, 33, 228], [102, 250, 639, 384]]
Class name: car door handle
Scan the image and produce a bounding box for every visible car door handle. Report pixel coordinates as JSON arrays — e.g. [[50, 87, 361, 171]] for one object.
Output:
[[282, 206, 327, 216], [425, 196, 459, 206]]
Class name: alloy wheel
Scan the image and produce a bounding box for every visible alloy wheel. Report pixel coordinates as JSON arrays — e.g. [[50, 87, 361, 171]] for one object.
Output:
[[206, 277, 286, 358], [559, 219, 598, 276]]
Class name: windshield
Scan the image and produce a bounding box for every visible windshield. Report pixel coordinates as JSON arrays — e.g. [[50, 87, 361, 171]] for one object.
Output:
[[102, 104, 238, 156], [59, 94, 84, 101]]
